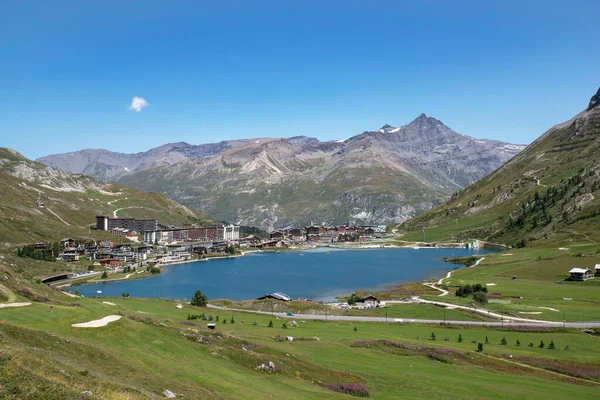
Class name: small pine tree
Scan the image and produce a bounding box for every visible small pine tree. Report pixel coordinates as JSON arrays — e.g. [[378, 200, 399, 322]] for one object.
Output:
[[539, 341, 545, 349], [353, 327, 357, 332], [529, 342, 533, 347], [282, 322, 288, 329], [268, 320, 273, 327], [222, 319, 227, 324], [477, 343, 484, 352], [430, 332, 436, 341], [230, 316, 235, 324], [485, 336, 489, 344], [458, 334, 463, 343], [501, 337, 507, 345], [548, 341, 555, 350], [215, 316, 219, 322], [516, 339, 521, 346], [101, 271, 108, 279]]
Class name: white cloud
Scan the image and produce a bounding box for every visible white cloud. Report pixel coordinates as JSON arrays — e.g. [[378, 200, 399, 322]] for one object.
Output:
[[128, 96, 149, 112]]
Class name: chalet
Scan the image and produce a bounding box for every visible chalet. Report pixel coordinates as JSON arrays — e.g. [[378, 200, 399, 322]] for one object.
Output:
[[60, 238, 76, 248], [363, 294, 378, 307], [269, 231, 285, 240], [60, 249, 79, 262], [257, 292, 292, 302], [261, 240, 288, 249], [595, 264, 600, 277], [305, 226, 321, 236], [569, 268, 594, 281], [99, 259, 120, 268]]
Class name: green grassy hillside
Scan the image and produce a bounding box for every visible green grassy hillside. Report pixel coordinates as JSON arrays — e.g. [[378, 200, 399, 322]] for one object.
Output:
[[400, 91, 600, 247], [0, 148, 214, 243], [2, 292, 600, 399]]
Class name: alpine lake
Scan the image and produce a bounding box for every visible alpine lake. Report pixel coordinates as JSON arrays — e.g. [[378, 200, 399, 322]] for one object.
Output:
[[71, 247, 497, 302]]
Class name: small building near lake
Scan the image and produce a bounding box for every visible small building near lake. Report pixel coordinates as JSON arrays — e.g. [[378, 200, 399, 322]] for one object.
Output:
[[569, 268, 594, 281], [257, 292, 292, 302], [362, 294, 378, 307]]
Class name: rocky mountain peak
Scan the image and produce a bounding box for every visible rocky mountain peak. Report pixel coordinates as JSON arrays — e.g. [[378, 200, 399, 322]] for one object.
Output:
[[588, 87, 600, 111]]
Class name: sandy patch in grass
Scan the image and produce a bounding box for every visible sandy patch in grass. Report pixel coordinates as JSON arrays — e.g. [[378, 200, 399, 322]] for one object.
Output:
[[102, 301, 116, 306], [486, 283, 496, 286], [558, 248, 569, 251], [72, 315, 122, 328], [518, 312, 543, 315], [0, 302, 31, 309], [539, 307, 560, 312]]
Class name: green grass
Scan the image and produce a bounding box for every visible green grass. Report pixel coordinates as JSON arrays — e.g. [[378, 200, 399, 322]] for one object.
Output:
[[1, 296, 600, 399]]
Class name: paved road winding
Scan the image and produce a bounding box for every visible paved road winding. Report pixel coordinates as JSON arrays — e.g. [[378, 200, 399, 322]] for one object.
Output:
[[207, 304, 600, 328]]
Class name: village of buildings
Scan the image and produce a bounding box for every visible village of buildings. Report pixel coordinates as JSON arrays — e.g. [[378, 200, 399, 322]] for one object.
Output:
[[31, 216, 389, 284]]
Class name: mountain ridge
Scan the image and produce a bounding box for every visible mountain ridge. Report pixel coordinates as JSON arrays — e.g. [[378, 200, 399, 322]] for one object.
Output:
[[37, 114, 526, 229]]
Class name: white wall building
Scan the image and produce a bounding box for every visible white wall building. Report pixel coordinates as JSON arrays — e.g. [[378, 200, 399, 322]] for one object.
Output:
[[223, 224, 240, 241]]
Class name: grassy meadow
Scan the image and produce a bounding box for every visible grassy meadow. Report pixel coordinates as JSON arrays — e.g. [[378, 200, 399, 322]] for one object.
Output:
[[1, 295, 600, 399]]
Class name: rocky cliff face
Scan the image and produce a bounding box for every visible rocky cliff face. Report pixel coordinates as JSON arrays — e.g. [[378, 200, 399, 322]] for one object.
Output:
[[38, 115, 525, 228], [588, 87, 600, 111]]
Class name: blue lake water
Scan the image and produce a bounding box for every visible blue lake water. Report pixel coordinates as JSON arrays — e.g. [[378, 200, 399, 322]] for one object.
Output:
[[71, 248, 494, 302]]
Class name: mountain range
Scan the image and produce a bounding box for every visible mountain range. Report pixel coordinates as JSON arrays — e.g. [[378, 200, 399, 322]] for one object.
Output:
[[400, 87, 600, 246], [38, 114, 525, 229]]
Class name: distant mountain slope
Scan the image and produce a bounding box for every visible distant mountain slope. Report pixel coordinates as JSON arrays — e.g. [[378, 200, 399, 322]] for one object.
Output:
[[112, 115, 522, 229], [0, 148, 213, 243], [400, 88, 600, 246]]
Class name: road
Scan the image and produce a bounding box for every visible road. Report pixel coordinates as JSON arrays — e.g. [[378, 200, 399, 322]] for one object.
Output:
[[207, 304, 600, 328]]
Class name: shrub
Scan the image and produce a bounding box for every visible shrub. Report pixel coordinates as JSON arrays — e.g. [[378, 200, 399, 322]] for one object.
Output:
[[101, 271, 108, 279], [323, 383, 369, 398], [485, 336, 489, 344], [500, 337, 507, 345], [268, 320, 273, 327], [539, 341, 545, 349], [430, 332, 436, 341], [347, 293, 364, 306], [215, 316, 219, 322], [354, 327, 358, 332], [516, 339, 520, 346], [230, 316, 235, 324], [282, 323, 287, 329], [458, 334, 462, 343], [473, 291, 488, 304], [477, 343, 483, 352], [548, 341, 555, 350]]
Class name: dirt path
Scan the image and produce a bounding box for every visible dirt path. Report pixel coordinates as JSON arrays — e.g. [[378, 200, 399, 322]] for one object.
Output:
[[414, 297, 557, 324], [424, 257, 486, 297], [480, 353, 600, 386], [45, 208, 70, 225]]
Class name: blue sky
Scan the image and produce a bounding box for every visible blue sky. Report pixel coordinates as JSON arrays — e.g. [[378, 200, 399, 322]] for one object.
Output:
[[1, 1, 598, 159]]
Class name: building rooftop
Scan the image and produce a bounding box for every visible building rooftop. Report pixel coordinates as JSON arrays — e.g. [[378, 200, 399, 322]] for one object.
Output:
[[569, 268, 591, 274]]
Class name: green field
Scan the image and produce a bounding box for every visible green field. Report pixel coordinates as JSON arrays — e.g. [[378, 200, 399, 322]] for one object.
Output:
[[1, 295, 599, 399]]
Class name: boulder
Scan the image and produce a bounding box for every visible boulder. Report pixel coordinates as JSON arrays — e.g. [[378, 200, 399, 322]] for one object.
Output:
[[163, 389, 176, 398]]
